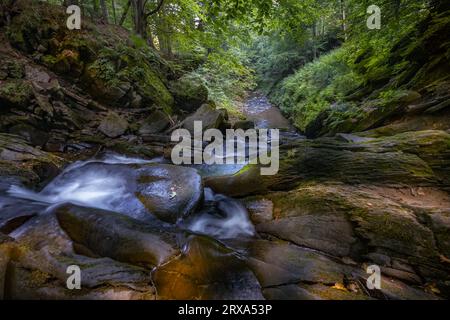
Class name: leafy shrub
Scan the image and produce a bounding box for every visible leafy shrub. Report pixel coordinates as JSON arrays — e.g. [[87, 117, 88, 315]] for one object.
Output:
[[191, 48, 256, 114], [271, 48, 362, 131]]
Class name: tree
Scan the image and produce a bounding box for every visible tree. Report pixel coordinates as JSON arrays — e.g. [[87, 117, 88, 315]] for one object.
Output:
[[100, 0, 108, 22], [131, 0, 165, 41]]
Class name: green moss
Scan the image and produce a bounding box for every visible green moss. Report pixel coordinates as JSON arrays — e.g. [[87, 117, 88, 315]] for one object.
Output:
[[41, 55, 57, 68], [0, 79, 33, 107], [83, 45, 174, 110], [0, 59, 25, 79]]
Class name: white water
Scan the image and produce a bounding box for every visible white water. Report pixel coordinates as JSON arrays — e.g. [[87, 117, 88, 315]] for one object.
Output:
[[7, 153, 255, 240], [185, 188, 255, 239], [7, 153, 152, 219]]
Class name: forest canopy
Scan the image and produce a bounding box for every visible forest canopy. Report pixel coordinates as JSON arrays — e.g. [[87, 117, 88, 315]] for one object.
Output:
[[7, 0, 448, 126]]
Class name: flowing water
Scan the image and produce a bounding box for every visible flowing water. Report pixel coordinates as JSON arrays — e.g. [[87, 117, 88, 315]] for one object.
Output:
[[2, 93, 293, 243]]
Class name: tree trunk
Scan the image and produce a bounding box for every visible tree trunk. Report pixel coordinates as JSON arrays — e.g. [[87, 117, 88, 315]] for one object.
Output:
[[111, 0, 117, 24], [312, 23, 317, 60], [100, 0, 109, 23], [131, 0, 147, 38], [340, 0, 347, 41], [119, 0, 131, 26], [92, 0, 99, 19]]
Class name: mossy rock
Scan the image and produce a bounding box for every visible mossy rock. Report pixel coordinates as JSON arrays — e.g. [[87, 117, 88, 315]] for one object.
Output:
[[83, 46, 174, 111], [169, 74, 208, 112], [6, 0, 174, 112], [0, 56, 25, 79], [0, 79, 33, 108]]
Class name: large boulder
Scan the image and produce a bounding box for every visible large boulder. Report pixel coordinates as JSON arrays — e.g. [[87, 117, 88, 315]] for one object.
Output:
[[28, 161, 203, 224], [204, 130, 450, 197], [0, 133, 63, 187], [10, 210, 154, 298], [182, 103, 228, 134], [8, 123, 49, 147], [55, 204, 179, 268], [244, 183, 450, 295], [153, 235, 264, 299], [135, 164, 203, 223], [98, 112, 129, 138], [138, 110, 171, 135], [246, 239, 347, 287], [169, 74, 208, 112], [0, 196, 44, 234]]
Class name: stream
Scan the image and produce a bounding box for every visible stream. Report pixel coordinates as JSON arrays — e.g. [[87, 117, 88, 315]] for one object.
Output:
[[0, 93, 305, 300], [2, 93, 293, 243]]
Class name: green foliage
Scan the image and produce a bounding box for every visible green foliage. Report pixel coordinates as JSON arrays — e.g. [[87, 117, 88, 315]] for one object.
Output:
[[271, 48, 362, 131], [191, 48, 256, 113]]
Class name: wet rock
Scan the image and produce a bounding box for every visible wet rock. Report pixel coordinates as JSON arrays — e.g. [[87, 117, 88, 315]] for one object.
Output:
[[138, 110, 170, 135], [204, 165, 269, 197], [12, 212, 74, 254], [0, 232, 14, 244], [169, 74, 208, 112], [0, 196, 43, 234], [98, 112, 129, 138], [106, 140, 162, 159], [5, 245, 156, 300], [263, 283, 370, 300], [233, 120, 255, 130], [0, 240, 14, 299], [380, 266, 422, 284], [251, 188, 359, 258], [257, 214, 357, 258], [182, 103, 228, 134], [205, 130, 450, 197], [56, 204, 179, 268], [0, 160, 40, 189], [351, 268, 440, 300], [256, 184, 450, 288], [44, 135, 66, 153], [135, 164, 203, 223], [262, 284, 319, 300], [242, 197, 273, 224], [246, 240, 347, 287], [153, 235, 264, 300]]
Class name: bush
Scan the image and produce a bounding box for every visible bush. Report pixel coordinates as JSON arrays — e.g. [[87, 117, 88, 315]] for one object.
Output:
[[271, 48, 362, 131], [191, 49, 256, 114]]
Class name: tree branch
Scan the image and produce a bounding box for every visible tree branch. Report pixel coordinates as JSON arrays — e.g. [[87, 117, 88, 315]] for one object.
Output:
[[145, 0, 164, 18]]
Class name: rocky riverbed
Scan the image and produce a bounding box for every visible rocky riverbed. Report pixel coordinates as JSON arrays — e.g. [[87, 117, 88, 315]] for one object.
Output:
[[1, 0, 449, 300]]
